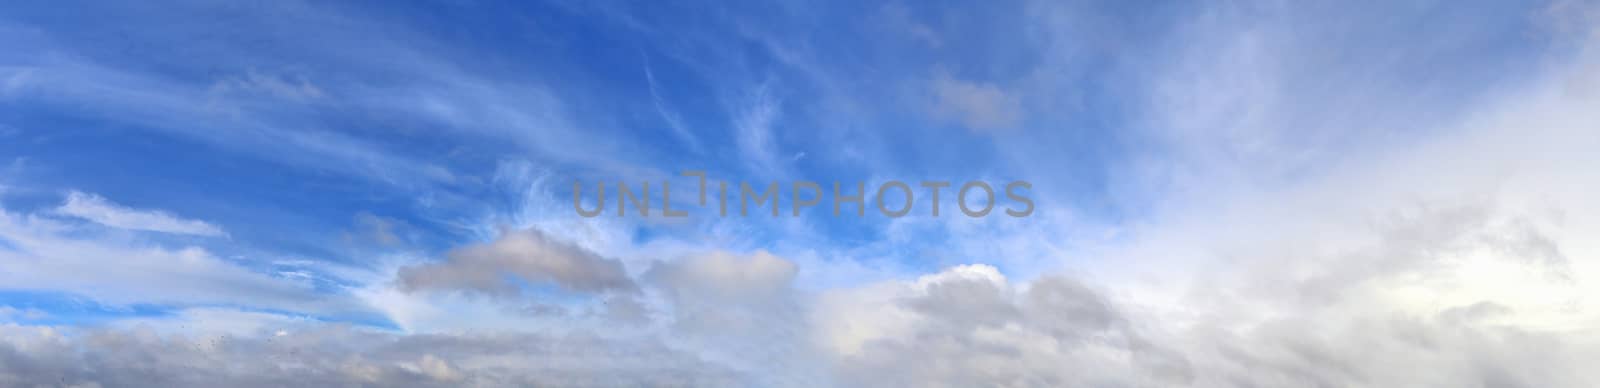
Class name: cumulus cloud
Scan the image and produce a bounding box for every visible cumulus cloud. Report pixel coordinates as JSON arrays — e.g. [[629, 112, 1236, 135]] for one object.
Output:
[[813, 265, 1186, 387], [815, 204, 1600, 387], [397, 228, 639, 297], [56, 191, 226, 237]]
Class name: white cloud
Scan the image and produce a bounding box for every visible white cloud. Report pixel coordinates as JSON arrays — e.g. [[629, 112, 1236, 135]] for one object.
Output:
[[732, 82, 787, 178], [0, 203, 368, 317], [0, 306, 48, 321], [816, 266, 1187, 387], [0, 317, 746, 388], [57, 191, 226, 237], [643, 60, 703, 152]]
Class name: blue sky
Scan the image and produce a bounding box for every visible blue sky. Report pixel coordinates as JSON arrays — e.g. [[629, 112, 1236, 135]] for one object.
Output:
[[2, 0, 1600, 387]]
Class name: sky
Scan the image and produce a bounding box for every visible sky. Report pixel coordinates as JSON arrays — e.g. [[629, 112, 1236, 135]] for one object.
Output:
[[1, 0, 1598, 387]]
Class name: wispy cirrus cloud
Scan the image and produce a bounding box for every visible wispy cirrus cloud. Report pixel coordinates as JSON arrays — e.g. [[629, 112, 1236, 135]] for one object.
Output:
[[57, 191, 226, 237], [0, 202, 372, 318]]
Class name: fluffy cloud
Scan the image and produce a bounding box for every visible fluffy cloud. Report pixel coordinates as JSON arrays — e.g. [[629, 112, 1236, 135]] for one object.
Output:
[[817, 266, 1187, 387], [817, 207, 1600, 387], [397, 228, 639, 297]]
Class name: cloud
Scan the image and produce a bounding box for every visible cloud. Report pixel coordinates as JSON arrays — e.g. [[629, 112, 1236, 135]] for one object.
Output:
[[814, 265, 1183, 387], [208, 69, 325, 102], [813, 5, 1600, 384], [345, 212, 406, 246], [0, 66, 32, 96], [642, 59, 703, 152], [0, 252, 817, 387], [0, 306, 47, 321], [929, 71, 1022, 132], [815, 231, 1598, 387], [397, 228, 639, 297], [8, 182, 1600, 387], [646, 251, 806, 339], [3, 1, 1599, 387], [645, 251, 815, 382], [732, 82, 787, 177], [56, 191, 226, 237], [0, 203, 368, 317], [880, 3, 943, 48], [648, 250, 798, 305], [0, 320, 746, 388]]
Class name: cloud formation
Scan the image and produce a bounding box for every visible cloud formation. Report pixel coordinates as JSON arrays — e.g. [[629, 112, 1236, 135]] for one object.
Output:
[[0, 323, 745, 388], [1, 0, 1598, 387], [929, 71, 1023, 132], [57, 191, 226, 237], [0, 202, 364, 317], [397, 228, 639, 297]]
